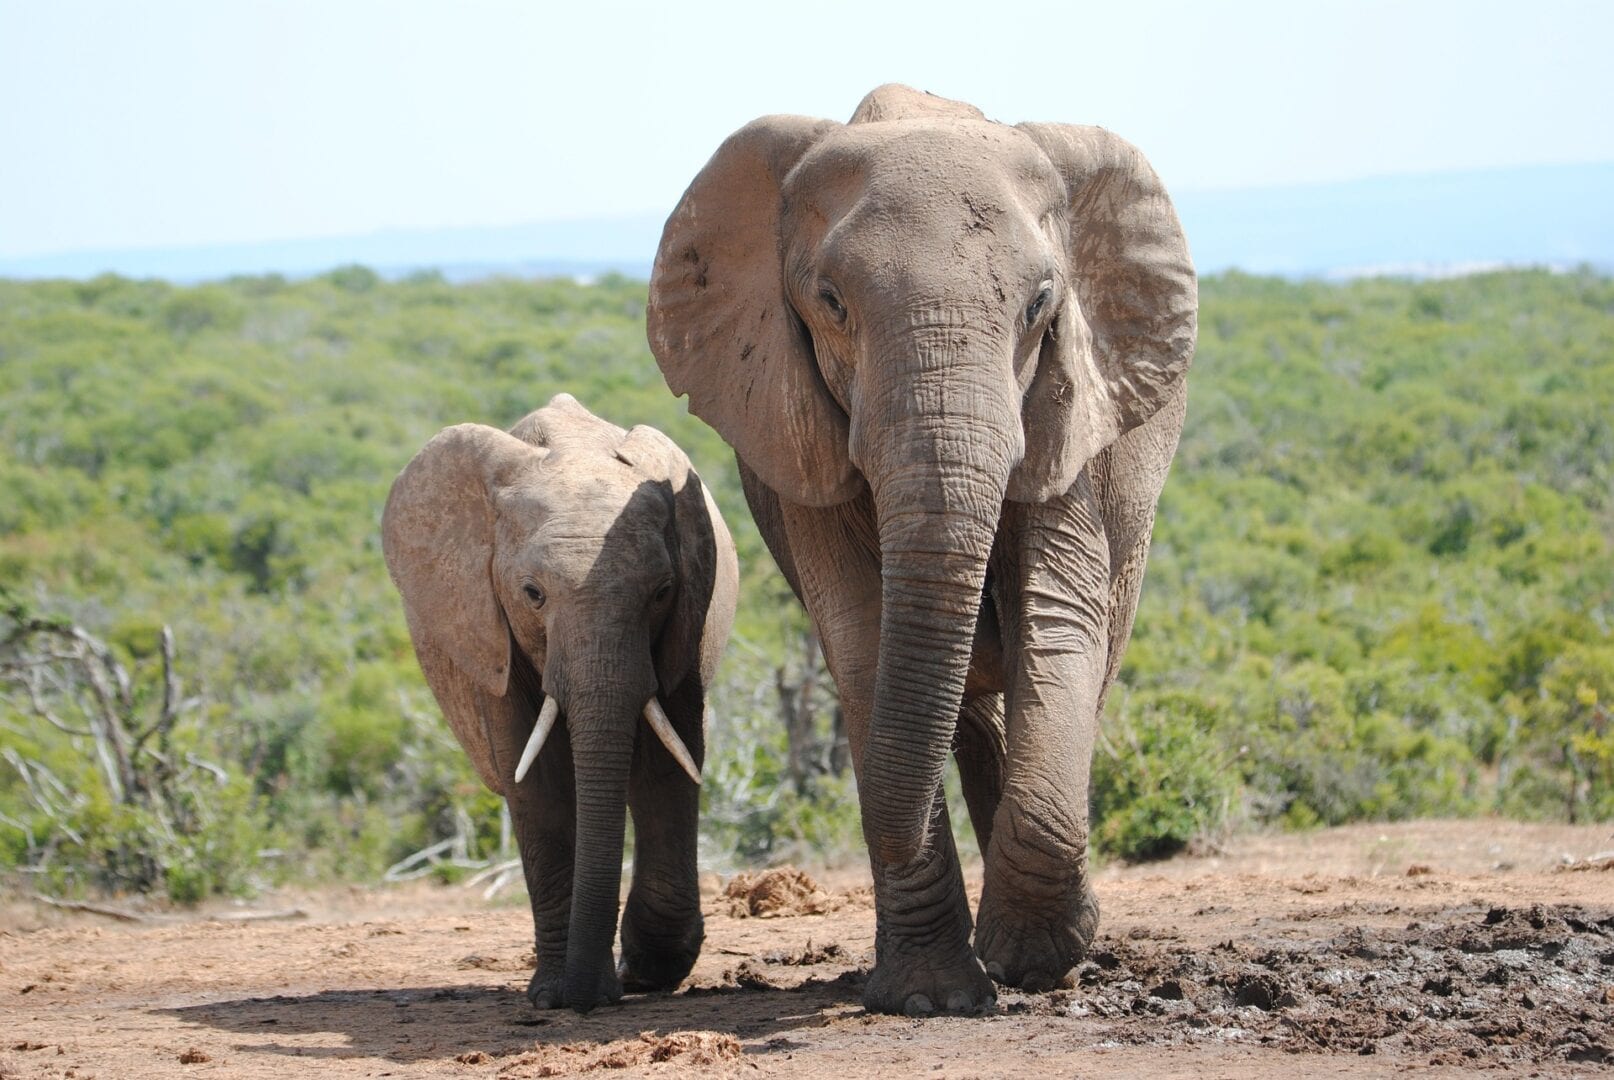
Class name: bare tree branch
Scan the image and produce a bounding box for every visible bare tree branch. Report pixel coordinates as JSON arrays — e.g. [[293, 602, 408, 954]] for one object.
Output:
[[0, 808, 36, 852], [18, 669, 94, 738], [183, 753, 228, 786], [32, 895, 147, 922], [1, 601, 234, 896]]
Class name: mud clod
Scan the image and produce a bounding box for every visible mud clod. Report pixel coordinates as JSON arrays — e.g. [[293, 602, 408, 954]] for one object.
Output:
[[761, 938, 849, 966], [1232, 973, 1290, 1010], [1149, 979, 1185, 1000]]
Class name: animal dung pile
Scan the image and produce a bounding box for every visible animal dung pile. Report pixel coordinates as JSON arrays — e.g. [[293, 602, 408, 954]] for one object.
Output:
[[721, 867, 837, 918], [593, 1031, 743, 1069]]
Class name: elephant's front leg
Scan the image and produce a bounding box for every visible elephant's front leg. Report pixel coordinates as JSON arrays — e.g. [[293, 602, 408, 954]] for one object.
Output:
[[777, 496, 993, 1016], [485, 689, 576, 1009], [620, 676, 705, 992], [975, 486, 1110, 991]]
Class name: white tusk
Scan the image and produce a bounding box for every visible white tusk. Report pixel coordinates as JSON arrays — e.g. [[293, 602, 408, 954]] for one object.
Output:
[[643, 697, 701, 785], [514, 697, 560, 784]]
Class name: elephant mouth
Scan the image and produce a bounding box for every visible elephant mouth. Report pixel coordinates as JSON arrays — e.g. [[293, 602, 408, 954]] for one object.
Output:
[[512, 696, 700, 785]]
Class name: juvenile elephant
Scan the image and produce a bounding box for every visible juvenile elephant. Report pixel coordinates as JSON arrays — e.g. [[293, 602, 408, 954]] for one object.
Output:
[[648, 85, 1196, 1015], [382, 393, 738, 1012]]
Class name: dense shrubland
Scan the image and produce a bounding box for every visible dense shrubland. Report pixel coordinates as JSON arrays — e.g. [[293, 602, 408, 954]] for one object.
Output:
[[0, 266, 1609, 899]]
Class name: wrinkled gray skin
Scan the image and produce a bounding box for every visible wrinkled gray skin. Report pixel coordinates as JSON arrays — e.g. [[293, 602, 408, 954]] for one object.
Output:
[[382, 394, 738, 1013], [648, 86, 1195, 1016]]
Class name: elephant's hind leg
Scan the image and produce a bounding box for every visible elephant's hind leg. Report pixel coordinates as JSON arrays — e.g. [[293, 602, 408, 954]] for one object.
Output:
[[861, 791, 993, 1016], [486, 689, 577, 1010], [619, 676, 706, 992], [954, 693, 1006, 856]]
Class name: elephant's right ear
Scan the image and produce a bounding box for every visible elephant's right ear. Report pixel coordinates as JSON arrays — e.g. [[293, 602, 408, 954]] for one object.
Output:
[[1009, 123, 1197, 503], [649, 115, 862, 508], [382, 424, 546, 702]]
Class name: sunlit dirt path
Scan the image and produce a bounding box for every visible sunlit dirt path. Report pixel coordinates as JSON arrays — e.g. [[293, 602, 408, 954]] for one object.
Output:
[[3, 821, 1611, 1078]]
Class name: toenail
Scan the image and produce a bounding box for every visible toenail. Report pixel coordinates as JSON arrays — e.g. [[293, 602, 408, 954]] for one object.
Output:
[[904, 993, 935, 1017]]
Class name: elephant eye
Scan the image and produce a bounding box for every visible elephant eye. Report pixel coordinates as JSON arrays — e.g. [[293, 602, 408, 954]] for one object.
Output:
[[819, 284, 847, 324], [523, 584, 546, 606], [653, 581, 674, 604], [1026, 280, 1054, 325]]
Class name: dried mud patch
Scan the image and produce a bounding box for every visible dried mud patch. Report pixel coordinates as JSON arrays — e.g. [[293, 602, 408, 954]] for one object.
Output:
[[1036, 902, 1614, 1066], [759, 939, 850, 966]]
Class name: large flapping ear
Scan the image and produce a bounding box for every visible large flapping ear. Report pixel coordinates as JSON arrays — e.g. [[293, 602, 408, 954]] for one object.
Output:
[[614, 425, 730, 693], [382, 424, 546, 790], [848, 83, 986, 124], [648, 116, 863, 508], [1007, 124, 1198, 503]]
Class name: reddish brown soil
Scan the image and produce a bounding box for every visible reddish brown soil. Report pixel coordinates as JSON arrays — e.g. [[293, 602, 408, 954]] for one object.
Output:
[[3, 821, 1612, 1078]]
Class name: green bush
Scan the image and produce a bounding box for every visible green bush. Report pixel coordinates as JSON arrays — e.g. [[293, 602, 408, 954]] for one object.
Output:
[[1092, 692, 1238, 861]]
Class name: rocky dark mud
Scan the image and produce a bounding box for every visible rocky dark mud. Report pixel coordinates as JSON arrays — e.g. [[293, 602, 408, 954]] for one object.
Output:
[[1021, 902, 1614, 1066]]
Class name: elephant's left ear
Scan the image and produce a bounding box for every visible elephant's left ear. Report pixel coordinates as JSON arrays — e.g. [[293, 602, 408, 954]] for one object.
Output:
[[1008, 123, 1197, 503], [616, 426, 738, 695], [648, 114, 862, 509]]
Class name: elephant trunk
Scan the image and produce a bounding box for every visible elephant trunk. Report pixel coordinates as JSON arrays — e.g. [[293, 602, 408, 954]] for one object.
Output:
[[855, 322, 1020, 867], [550, 632, 658, 1013], [562, 694, 635, 1011]]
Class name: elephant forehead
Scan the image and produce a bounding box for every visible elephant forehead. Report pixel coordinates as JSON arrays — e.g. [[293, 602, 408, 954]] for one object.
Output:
[[501, 508, 671, 585], [788, 120, 1063, 217], [546, 524, 668, 579], [498, 467, 671, 561]]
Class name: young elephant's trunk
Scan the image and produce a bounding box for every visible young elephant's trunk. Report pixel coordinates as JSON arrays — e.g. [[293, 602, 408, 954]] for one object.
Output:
[[546, 628, 660, 1014], [559, 690, 636, 1012]]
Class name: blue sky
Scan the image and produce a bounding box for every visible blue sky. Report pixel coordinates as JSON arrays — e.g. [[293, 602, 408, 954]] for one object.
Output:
[[2, 0, 1611, 259]]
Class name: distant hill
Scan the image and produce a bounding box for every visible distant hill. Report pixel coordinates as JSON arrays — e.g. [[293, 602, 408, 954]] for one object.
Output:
[[2, 162, 1609, 282], [1175, 162, 1614, 277], [0, 215, 664, 283]]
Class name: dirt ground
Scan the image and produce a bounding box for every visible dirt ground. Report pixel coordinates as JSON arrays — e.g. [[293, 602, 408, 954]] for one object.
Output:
[[3, 820, 1612, 1079]]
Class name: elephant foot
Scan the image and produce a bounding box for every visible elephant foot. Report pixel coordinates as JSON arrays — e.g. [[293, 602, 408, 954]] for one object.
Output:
[[974, 880, 1100, 992], [863, 943, 996, 1016], [526, 969, 566, 1010], [527, 960, 623, 1013], [565, 961, 624, 1014], [618, 908, 704, 992]]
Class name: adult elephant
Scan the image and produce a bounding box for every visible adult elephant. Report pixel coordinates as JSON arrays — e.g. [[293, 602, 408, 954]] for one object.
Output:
[[648, 84, 1196, 1015]]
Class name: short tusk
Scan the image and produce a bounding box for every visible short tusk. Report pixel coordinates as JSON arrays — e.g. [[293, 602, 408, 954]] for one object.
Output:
[[513, 696, 560, 784], [643, 697, 701, 785]]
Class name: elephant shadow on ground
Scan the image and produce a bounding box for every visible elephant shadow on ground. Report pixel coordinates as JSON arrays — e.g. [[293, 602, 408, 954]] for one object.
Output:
[[160, 971, 866, 1066]]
